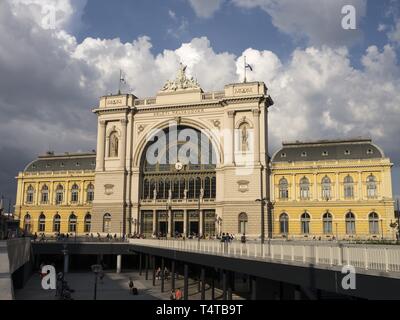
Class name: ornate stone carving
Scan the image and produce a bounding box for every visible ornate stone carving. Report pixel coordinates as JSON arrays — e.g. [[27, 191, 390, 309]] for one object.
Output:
[[104, 184, 114, 195], [212, 119, 221, 128], [137, 124, 146, 134], [161, 63, 201, 91], [237, 180, 249, 193]]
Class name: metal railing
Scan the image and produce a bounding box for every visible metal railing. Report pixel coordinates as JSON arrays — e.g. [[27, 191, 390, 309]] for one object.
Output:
[[129, 239, 400, 273]]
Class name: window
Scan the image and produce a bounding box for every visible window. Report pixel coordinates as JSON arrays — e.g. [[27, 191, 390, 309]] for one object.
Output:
[[23, 214, 31, 234], [323, 212, 332, 234], [86, 183, 94, 202], [71, 184, 79, 203], [26, 185, 34, 204], [345, 212, 356, 235], [41, 185, 49, 204], [53, 214, 61, 233], [367, 174, 377, 198], [38, 213, 46, 232], [344, 175, 354, 199], [84, 213, 91, 233], [279, 177, 289, 199], [300, 177, 310, 200], [369, 212, 379, 235], [321, 176, 331, 200], [238, 212, 248, 234], [279, 213, 289, 234], [103, 213, 111, 233], [109, 131, 119, 157], [56, 185, 64, 204], [68, 213, 77, 233], [301, 212, 310, 234]]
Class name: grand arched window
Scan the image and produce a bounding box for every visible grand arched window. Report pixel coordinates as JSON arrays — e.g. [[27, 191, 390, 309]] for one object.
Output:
[[71, 184, 79, 203], [41, 185, 49, 204], [53, 214, 61, 233], [369, 212, 379, 235], [26, 185, 34, 204], [367, 174, 377, 198], [279, 177, 289, 199], [344, 175, 354, 199], [84, 213, 92, 233], [300, 177, 310, 200], [301, 212, 310, 234], [23, 214, 31, 234], [55, 185, 64, 205], [321, 176, 331, 200], [86, 183, 94, 202], [69, 213, 77, 233], [345, 212, 356, 235], [38, 213, 46, 232], [322, 212, 333, 234], [279, 213, 289, 234], [140, 126, 217, 201], [103, 213, 111, 233], [238, 212, 248, 234]]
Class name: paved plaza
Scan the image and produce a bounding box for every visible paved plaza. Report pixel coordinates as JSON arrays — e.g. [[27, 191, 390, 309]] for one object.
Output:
[[15, 270, 246, 300]]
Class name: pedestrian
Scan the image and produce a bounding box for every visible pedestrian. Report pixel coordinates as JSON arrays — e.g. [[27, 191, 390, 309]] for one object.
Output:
[[129, 278, 134, 294], [175, 288, 182, 300], [170, 289, 175, 300]]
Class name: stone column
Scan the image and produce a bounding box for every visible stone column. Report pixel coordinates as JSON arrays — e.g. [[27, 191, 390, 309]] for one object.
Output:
[[152, 210, 156, 235], [199, 210, 204, 237], [183, 210, 187, 237], [358, 171, 363, 200], [96, 120, 106, 171], [120, 119, 128, 170], [252, 109, 260, 164], [116, 255, 122, 273], [227, 111, 235, 165]]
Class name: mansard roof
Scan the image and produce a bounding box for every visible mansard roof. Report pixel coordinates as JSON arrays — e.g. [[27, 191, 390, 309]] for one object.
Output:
[[24, 152, 96, 172]]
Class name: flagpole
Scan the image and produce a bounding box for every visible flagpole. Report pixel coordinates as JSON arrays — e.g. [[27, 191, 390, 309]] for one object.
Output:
[[244, 56, 247, 83]]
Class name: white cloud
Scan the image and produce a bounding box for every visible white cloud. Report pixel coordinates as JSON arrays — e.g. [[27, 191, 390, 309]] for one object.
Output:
[[168, 9, 177, 20], [188, 0, 224, 18], [378, 24, 387, 32], [232, 0, 367, 46]]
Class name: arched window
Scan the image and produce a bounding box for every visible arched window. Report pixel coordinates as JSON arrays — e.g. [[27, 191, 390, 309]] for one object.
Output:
[[172, 179, 179, 199], [71, 184, 79, 203], [157, 179, 164, 199], [321, 176, 331, 200], [143, 179, 150, 199], [86, 183, 94, 202], [279, 177, 289, 199], [300, 177, 310, 200], [84, 213, 91, 233], [55, 185, 64, 205], [188, 178, 195, 199], [53, 214, 61, 233], [301, 212, 311, 234], [322, 212, 333, 234], [109, 131, 119, 157], [103, 213, 111, 233], [369, 212, 379, 235], [238, 212, 248, 234], [23, 213, 31, 234], [367, 175, 377, 198], [38, 213, 46, 232], [345, 212, 356, 235], [41, 185, 49, 204], [26, 185, 34, 204], [195, 177, 202, 198], [279, 213, 289, 234], [211, 177, 216, 198], [204, 177, 211, 199], [68, 213, 77, 233], [344, 175, 354, 199]]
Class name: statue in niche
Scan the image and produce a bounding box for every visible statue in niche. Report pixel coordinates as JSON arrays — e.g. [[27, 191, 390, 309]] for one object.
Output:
[[200, 187, 204, 199], [183, 188, 188, 199], [240, 124, 249, 152], [109, 132, 119, 157], [153, 188, 157, 200]]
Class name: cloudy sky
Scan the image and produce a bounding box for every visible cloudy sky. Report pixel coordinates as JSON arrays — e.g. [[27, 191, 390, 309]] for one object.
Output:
[[0, 0, 400, 210]]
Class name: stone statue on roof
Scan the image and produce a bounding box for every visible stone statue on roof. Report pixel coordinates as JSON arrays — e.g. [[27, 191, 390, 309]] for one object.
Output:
[[161, 63, 201, 91]]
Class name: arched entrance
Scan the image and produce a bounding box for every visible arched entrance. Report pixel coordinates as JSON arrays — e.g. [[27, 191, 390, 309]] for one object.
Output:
[[139, 125, 217, 237]]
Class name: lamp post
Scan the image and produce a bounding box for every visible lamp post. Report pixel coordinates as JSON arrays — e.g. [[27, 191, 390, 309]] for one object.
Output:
[[380, 219, 384, 240], [255, 197, 267, 244], [166, 201, 171, 238], [91, 264, 103, 300]]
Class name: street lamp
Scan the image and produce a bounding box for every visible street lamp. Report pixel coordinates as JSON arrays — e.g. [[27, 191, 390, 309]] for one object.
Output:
[[166, 202, 171, 238], [380, 219, 384, 240], [91, 264, 103, 300], [255, 197, 267, 244]]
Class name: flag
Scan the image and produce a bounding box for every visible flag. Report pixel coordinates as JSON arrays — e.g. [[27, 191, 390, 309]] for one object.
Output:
[[245, 63, 253, 71]]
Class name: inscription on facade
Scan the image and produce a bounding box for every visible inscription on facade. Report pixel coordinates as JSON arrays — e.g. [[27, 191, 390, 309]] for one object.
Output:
[[106, 98, 124, 107], [234, 88, 254, 95], [153, 108, 205, 117]]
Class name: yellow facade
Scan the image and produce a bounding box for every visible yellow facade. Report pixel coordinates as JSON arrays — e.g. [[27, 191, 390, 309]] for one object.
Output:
[[271, 142, 395, 240], [15, 153, 95, 235]]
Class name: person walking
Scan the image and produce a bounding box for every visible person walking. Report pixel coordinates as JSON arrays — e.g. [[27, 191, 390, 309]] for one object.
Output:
[[175, 288, 183, 300], [169, 289, 176, 300], [129, 278, 134, 294]]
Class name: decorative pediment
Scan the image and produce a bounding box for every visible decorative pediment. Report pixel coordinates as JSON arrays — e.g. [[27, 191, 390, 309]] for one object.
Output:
[[161, 63, 201, 92]]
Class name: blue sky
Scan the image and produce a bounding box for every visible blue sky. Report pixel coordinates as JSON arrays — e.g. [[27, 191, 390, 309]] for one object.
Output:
[[0, 0, 399, 209]]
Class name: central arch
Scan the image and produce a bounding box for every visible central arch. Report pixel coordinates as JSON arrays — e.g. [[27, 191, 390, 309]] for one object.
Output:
[[137, 124, 218, 238]]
